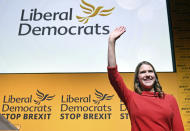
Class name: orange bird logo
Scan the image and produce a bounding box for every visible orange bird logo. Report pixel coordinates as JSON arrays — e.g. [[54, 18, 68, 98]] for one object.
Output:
[[34, 90, 55, 105], [93, 89, 114, 105], [76, 0, 115, 24]]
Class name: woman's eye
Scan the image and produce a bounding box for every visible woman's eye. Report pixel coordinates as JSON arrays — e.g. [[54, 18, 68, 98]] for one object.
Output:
[[140, 71, 146, 74], [148, 70, 153, 73]]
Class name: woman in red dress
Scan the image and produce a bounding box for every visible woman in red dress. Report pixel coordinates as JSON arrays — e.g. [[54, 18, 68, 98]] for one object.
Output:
[[107, 26, 184, 131]]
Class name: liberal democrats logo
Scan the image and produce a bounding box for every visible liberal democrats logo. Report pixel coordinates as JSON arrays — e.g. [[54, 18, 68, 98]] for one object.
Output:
[[76, 0, 115, 24], [34, 90, 55, 105], [93, 89, 114, 105]]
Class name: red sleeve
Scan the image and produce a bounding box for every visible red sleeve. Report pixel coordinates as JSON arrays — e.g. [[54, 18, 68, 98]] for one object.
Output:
[[107, 65, 133, 108], [170, 96, 184, 131]]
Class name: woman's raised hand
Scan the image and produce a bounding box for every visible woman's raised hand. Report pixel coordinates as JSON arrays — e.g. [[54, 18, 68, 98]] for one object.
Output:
[[109, 26, 126, 43]]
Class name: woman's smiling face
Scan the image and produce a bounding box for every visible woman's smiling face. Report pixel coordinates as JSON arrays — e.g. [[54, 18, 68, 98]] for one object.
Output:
[[138, 64, 156, 91]]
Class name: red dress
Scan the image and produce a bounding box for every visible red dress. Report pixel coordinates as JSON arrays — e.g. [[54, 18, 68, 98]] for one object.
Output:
[[108, 66, 184, 131]]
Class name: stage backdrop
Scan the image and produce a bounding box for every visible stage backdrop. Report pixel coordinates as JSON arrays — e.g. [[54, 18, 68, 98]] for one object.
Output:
[[0, 0, 190, 130], [0, 73, 180, 131]]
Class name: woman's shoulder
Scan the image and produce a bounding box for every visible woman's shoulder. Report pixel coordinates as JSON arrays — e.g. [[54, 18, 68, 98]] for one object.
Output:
[[164, 93, 178, 102]]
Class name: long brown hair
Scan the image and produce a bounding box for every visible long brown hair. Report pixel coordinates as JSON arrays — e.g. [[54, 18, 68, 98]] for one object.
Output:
[[134, 61, 164, 97]]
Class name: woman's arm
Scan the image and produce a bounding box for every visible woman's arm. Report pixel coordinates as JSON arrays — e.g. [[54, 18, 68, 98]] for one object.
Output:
[[108, 26, 126, 67], [107, 26, 133, 108], [171, 96, 184, 131]]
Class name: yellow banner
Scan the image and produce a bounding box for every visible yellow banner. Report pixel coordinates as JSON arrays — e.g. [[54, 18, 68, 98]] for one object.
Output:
[[0, 73, 182, 131]]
